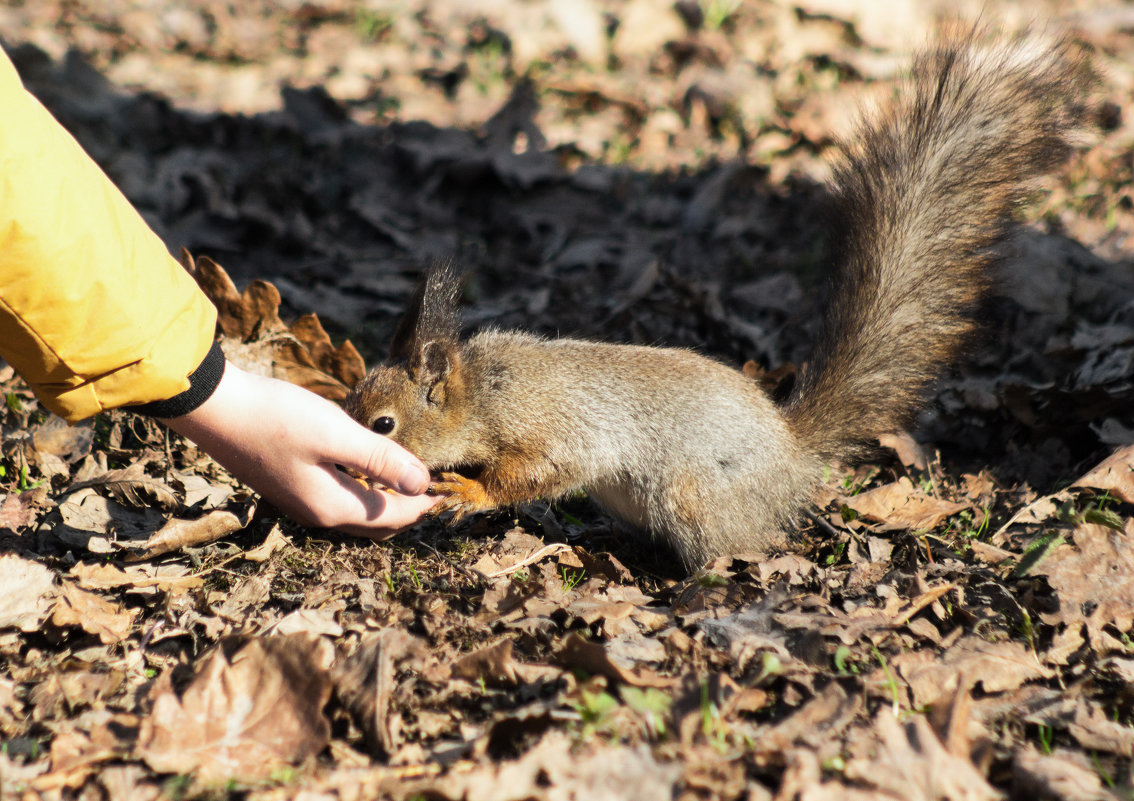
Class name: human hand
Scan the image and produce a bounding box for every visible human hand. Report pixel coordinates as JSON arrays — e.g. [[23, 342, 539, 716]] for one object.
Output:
[[161, 361, 439, 536]]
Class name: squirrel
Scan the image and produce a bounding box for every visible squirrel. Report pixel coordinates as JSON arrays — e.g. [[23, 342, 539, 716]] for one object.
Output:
[[345, 31, 1093, 571]]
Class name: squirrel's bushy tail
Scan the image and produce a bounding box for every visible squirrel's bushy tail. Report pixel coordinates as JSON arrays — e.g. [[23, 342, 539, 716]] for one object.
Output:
[[783, 29, 1093, 462]]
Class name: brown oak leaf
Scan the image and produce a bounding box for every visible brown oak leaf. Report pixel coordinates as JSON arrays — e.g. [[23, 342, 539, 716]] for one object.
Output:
[[844, 477, 969, 531], [50, 583, 138, 644], [138, 635, 333, 784], [1035, 522, 1134, 657]]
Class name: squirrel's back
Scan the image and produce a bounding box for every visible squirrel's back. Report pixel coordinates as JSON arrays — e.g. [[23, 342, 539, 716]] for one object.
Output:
[[783, 31, 1092, 463]]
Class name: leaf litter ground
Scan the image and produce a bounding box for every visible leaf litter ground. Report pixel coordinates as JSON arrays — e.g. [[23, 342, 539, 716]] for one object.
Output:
[[2, 1, 1134, 798]]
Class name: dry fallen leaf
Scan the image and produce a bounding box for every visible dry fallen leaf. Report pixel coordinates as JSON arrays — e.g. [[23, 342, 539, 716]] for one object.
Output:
[[50, 583, 139, 644], [32, 712, 138, 792], [451, 638, 561, 687], [0, 554, 56, 632], [1072, 444, 1134, 504], [333, 629, 447, 756], [452, 638, 522, 685], [752, 682, 860, 757], [70, 459, 180, 512], [844, 477, 969, 531], [893, 636, 1055, 709], [54, 487, 165, 553], [431, 730, 682, 801], [138, 634, 333, 784], [213, 572, 273, 621], [95, 764, 163, 801], [842, 711, 1000, 801], [183, 250, 285, 341], [1036, 522, 1134, 656], [0, 677, 21, 730], [30, 415, 93, 467], [699, 599, 795, 671], [266, 608, 343, 638], [31, 668, 124, 720], [470, 526, 565, 577], [183, 251, 366, 401], [555, 632, 676, 688], [1013, 746, 1122, 801], [137, 507, 252, 558], [242, 523, 290, 562], [878, 431, 929, 471], [0, 751, 47, 793], [276, 313, 366, 401], [69, 561, 204, 593], [0, 486, 49, 532], [169, 470, 234, 510], [1068, 699, 1134, 757]]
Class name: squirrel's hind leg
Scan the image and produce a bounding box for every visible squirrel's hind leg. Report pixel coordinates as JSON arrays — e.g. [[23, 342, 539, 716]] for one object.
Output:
[[653, 466, 793, 570]]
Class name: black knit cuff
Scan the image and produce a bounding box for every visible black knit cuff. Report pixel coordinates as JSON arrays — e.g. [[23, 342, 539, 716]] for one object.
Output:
[[130, 341, 226, 418]]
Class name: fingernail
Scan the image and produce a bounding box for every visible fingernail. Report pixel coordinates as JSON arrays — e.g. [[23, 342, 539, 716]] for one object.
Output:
[[396, 463, 430, 495]]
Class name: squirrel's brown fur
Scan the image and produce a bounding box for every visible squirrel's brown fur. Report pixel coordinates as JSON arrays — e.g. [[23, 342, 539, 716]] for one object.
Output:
[[346, 31, 1093, 571]]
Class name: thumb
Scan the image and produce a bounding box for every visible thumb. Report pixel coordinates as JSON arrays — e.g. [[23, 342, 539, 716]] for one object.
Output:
[[323, 415, 432, 496]]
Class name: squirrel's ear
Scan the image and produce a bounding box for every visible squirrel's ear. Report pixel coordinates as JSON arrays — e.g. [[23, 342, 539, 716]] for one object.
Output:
[[390, 261, 462, 363], [416, 340, 453, 383], [412, 340, 457, 404]]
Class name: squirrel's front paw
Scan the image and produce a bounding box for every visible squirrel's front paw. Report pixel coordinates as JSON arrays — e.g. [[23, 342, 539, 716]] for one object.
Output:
[[429, 472, 494, 521]]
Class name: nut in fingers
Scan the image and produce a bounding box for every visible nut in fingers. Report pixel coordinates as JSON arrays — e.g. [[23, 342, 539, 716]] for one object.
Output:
[[341, 466, 399, 494], [429, 471, 494, 521]]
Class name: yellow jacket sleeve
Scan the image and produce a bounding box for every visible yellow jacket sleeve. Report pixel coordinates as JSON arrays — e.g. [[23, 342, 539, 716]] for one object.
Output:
[[0, 46, 217, 423]]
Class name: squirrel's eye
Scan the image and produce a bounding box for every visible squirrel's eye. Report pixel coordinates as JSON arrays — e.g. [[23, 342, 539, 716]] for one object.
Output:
[[372, 416, 396, 435]]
